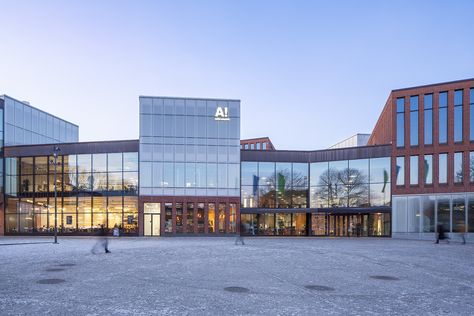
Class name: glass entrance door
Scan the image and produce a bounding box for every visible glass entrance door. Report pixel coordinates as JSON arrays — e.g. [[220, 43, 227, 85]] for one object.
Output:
[[144, 203, 161, 236]]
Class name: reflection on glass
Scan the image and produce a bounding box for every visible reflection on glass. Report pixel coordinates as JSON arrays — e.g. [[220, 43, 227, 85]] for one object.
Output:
[[424, 155, 433, 185], [454, 152, 463, 183], [410, 156, 418, 185], [454, 90, 463, 143], [439, 153, 448, 184], [208, 203, 215, 233], [396, 157, 405, 186], [452, 196, 465, 233], [437, 197, 450, 233], [439, 92, 448, 144], [218, 203, 226, 233], [410, 96, 418, 146], [165, 203, 172, 233], [424, 94, 433, 145], [396, 97, 405, 147]]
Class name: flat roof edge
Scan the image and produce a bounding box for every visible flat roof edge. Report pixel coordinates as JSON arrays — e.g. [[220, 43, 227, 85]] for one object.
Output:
[[392, 78, 474, 92], [139, 95, 240, 102]]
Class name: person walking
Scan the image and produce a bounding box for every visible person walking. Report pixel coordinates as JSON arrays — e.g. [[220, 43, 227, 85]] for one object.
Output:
[[435, 223, 449, 244], [92, 224, 111, 254], [235, 222, 247, 245]]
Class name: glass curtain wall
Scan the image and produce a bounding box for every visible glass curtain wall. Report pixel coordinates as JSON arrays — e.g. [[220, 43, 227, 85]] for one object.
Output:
[[5, 152, 139, 235], [241, 162, 309, 209], [309, 157, 390, 208]]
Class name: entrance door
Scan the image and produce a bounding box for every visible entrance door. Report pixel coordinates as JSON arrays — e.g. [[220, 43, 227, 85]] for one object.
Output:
[[144, 203, 161, 236], [144, 214, 161, 236]]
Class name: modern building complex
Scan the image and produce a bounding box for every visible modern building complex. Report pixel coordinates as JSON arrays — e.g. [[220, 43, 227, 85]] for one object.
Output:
[[1, 78, 474, 241]]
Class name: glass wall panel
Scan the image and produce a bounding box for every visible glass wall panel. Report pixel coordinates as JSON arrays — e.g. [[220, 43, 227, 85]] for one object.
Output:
[[197, 203, 205, 233], [92, 154, 107, 172], [186, 203, 194, 233], [421, 195, 435, 233], [410, 96, 419, 146], [396, 97, 405, 147], [439, 92, 448, 144], [275, 213, 291, 236], [77, 154, 91, 173], [410, 155, 418, 185], [396, 157, 405, 186], [439, 153, 448, 184], [454, 90, 463, 142], [470, 88, 474, 141], [241, 214, 257, 235], [407, 196, 421, 233], [470, 152, 474, 183], [454, 152, 463, 183], [468, 194, 474, 233], [176, 202, 183, 233], [424, 94, 433, 145], [229, 203, 237, 233], [437, 196, 450, 233], [370, 183, 390, 207], [424, 155, 433, 185], [218, 203, 226, 233], [208, 203, 216, 233], [393, 196, 407, 233], [164, 203, 172, 233], [257, 213, 275, 235], [241, 185, 257, 208], [310, 162, 328, 187], [452, 195, 465, 233], [276, 163, 291, 208]]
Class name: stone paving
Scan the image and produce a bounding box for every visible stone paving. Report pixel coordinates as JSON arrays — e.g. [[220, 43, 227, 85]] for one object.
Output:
[[0, 236, 473, 315]]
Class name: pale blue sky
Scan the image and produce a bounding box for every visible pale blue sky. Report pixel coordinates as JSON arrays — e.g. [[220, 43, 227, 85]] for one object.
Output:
[[0, 0, 473, 149]]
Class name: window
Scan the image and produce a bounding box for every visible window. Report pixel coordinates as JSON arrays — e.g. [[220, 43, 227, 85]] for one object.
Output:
[[424, 94, 433, 145], [424, 155, 433, 185], [396, 157, 405, 186], [396, 98, 405, 147], [244, 144, 248, 150], [218, 203, 226, 233], [470, 152, 474, 182], [470, 88, 474, 141], [454, 90, 463, 142], [176, 202, 183, 233], [208, 203, 215, 233], [256, 142, 261, 150], [454, 152, 463, 183], [250, 143, 254, 150], [164, 203, 172, 233], [439, 92, 448, 144], [262, 143, 267, 150], [439, 153, 448, 184], [409, 156, 418, 185], [410, 96, 419, 146]]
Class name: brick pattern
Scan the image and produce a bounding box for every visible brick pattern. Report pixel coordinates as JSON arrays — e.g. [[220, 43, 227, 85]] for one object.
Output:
[[389, 79, 474, 195], [240, 137, 275, 150]]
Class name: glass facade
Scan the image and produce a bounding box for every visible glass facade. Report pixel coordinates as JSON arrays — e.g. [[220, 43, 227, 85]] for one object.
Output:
[[5, 152, 138, 234], [439, 153, 448, 184], [439, 92, 448, 144], [410, 155, 418, 185], [410, 96, 418, 146], [396, 97, 405, 147], [424, 155, 433, 185], [139, 97, 240, 197], [454, 152, 463, 183], [396, 156, 404, 186], [393, 194, 473, 235], [454, 90, 463, 142], [2, 96, 79, 146], [471, 89, 474, 141], [424, 94, 433, 145]]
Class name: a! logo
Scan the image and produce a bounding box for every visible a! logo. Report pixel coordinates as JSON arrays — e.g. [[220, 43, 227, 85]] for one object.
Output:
[[214, 106, 230, 121]]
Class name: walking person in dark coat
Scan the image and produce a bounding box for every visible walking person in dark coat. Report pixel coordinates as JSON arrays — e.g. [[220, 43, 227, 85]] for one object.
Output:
[[92, 224, 111, 254], [235, 222, 247, 245], [435, 223, 449, 244]]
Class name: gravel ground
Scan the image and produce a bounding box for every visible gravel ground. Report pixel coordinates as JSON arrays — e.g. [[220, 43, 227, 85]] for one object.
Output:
[[0, 236, 473, 315]]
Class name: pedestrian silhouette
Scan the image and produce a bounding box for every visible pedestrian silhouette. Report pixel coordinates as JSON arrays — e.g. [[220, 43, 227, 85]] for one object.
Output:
[[235, 222, 247, 245], [92, 224, 111, 254], [435, 223, 449, 244]]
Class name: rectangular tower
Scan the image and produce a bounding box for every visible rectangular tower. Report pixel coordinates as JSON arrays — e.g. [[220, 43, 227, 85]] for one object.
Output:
[[138, 96, 240, 236]]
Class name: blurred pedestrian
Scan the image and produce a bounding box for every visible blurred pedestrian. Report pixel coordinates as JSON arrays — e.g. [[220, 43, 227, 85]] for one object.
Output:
[[235, 222, 247, 245], [92, 224, 111, 254], [435, 223, 449, 244]]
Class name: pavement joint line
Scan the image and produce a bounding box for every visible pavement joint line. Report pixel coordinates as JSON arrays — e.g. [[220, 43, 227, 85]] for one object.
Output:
[[0, 242, 54, 246]]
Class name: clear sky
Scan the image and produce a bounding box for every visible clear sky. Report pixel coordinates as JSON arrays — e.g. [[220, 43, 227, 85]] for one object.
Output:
[[0, 0, 473, 150]]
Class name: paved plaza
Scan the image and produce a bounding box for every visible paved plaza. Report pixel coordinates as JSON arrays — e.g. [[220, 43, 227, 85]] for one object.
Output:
[[0, 236, 473, 315]]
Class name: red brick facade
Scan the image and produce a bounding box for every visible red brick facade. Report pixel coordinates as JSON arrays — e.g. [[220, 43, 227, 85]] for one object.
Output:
[[240, 137, 275, 150], [368, 79, 474, 195]]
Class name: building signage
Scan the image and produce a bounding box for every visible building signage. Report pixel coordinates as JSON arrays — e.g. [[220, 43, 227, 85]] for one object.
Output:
[[214, 106, 230, 121]]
